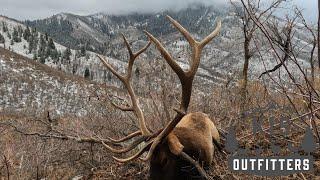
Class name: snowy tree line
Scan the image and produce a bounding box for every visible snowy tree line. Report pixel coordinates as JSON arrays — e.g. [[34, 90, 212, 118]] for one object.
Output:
[[0, 22, 87, 65]]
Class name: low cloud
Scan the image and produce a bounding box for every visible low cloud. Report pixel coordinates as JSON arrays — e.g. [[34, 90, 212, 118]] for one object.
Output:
[[0, 0, 316, 22], [0, 0, 226, 20]]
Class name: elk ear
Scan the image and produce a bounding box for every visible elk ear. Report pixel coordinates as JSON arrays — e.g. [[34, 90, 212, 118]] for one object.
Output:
[[167, 133, 184, 155]]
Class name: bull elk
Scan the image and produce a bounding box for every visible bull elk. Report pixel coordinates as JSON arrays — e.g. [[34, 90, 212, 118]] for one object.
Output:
[[97, 15, 222, 180]]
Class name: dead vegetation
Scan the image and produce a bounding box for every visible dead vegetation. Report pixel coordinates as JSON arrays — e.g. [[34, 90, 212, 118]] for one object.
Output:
[[1, 1, 320, 179], [1, 77, 319, 179]]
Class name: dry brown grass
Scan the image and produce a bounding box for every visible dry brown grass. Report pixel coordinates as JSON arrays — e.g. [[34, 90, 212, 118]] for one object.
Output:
[[1, 80, 320, 179]]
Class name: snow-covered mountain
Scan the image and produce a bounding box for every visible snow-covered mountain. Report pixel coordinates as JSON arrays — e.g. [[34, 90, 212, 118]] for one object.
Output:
[[25, 4, 227, 53], [24, 4, 315, 84], [0, 13, 230, 88], [0, 15, 130, 86], [0, 4, 316, 117]]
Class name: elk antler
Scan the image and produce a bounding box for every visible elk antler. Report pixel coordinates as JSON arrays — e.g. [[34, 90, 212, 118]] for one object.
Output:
[[139, 15, 222, 161], [97, 34, 151, 136], [144, 16, 221, 111], [98, 16, 221, 164]]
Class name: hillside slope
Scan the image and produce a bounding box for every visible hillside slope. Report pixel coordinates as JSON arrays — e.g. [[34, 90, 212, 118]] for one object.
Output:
[[0, 47, 109, 116]]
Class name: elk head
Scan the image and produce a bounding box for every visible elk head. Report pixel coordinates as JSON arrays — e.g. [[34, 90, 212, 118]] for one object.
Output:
[[97, 15, 222, 180]]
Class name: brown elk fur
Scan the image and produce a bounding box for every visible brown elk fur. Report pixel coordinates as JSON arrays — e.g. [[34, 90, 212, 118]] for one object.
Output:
[[150, 112, 220, 180]]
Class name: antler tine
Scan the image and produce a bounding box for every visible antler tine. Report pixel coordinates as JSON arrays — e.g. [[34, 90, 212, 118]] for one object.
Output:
[[187, 18, 221, 78], [166, 15, 197, 46], [199, 19, 222, 48], [113, 140, 154, 163], [144, 30, 185, 80], [133, 40, 152, 58], [97, 55, 126, 82], [121, 34, 151, 60], [110, 101, 133, 111], [107, 130, 142, 143], [127, 39, 151, 79], [121, 33, 134, 58], [101, 136, 148, 153]]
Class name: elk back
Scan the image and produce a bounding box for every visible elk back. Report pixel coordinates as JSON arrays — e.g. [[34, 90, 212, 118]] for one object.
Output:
[[149, 112, 219, 180]]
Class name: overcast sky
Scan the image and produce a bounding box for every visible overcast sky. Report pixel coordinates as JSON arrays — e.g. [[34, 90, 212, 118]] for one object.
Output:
[[0, 0, 317, 22]]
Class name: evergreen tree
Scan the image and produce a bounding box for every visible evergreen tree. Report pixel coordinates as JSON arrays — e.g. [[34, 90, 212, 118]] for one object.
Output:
[[0, 33, 5, 44], [84, 68, 90, 79], [38, 34, 47, 58], [107, 72, 112, 81], [12, 28, 18, 40], [12, 27, 21, 42], [51, 49, 59, 60], [28, 36, 34, 53], [80, 45, 86, 57], [135, 67, 140, 77], [72, 64, 78, 74], [2, 22, 7, 32], [17, 26, 23, 37], [63, 47, 72, 61], [48, 38, 55, 49], [39, 55, 46, 64], [33, 52, 37, 60], [23, 27, 31, 41], [38, 35, 47, 63], [45, 46, 51, 58], [7, 32, 11, 39], [45, 33, 48, 41], [30, 30, 39, 52], [46, 38, 58, 59]]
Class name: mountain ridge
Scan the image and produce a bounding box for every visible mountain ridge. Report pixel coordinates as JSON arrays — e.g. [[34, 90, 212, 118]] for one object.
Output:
[[0, 5, 315, 96], [25, 5, 227, 53]]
